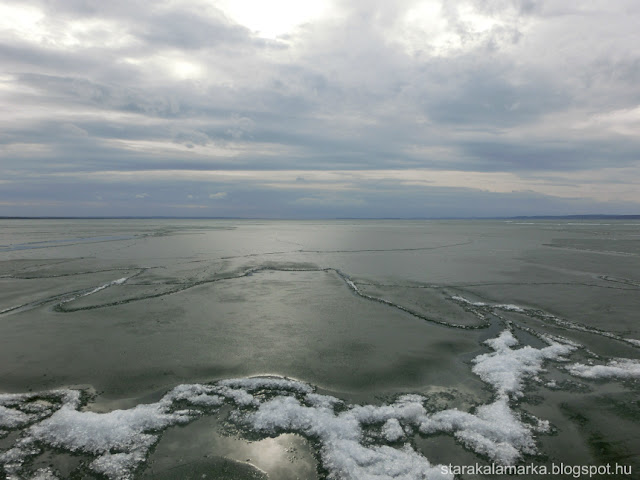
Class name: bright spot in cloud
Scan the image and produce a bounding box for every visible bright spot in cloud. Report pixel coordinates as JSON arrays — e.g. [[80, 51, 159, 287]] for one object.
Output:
[[60, 19, 135, 48], [216, 0, 330, 38], [398, 1, 459, 55], [457, 3, 503, 33], [404, 1, 444, 28], [209, 192, 227, 199], [171, 60, 203, 79], [0, 4, 45, 42], [396, 1, 504, 56], [0, 6, 133, 48]]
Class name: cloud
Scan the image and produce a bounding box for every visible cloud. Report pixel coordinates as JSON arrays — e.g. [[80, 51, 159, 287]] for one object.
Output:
[[1, 0, 639, 216], [209, 192, 227, 199], [291, 195, 366, 207]]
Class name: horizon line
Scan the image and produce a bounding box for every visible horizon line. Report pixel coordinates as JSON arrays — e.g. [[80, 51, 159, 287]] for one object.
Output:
[[2, 214, 640, 221]]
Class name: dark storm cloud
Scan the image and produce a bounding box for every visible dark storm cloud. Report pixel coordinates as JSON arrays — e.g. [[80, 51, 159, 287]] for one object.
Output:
[[1, 0, 639, 216]]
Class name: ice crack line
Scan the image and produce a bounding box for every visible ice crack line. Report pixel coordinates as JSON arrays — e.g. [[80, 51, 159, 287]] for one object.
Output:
[[219, 241, 473, 260], [450, 295, 640, 348], [0, 270, 146, 318], [51, 265, 489, 330]]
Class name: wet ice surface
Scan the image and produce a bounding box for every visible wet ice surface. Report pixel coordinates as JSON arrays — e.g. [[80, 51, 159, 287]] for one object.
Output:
[[0, 331, 590, 479], [1, 219, 639, 479]]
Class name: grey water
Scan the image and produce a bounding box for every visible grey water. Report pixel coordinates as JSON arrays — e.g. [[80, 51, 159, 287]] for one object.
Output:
[[0, 219, 639, 479]]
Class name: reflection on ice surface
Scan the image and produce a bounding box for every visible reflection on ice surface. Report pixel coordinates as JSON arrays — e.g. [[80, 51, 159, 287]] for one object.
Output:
[[1, 219, 640, 479], [1, 328, 622, 480]]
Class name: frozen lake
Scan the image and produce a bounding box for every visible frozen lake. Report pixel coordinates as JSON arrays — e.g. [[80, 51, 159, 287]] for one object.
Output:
[[1, 219, 639, 479]]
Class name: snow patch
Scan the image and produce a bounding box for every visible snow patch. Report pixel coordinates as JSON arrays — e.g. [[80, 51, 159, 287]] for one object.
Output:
[[419, 398, 535, 465], [472, 330, 575, 398], [0, 405, 31, 429], [28, 467, 59, 480], [245, 396, 449, 480], [0, 386, 208, 479], [219, 376, 313, 394], [382, 418, 405, 442], [0, 329, 584, 479], [567, 358, 640, 379]]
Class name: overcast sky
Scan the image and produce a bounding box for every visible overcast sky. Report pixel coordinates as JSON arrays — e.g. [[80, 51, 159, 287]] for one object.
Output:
[[1, 0, 639, 217]]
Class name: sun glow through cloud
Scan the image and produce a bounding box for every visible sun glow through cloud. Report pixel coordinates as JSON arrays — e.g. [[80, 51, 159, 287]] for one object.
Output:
[[216, 0, 331, 38], [171, 60, 203, 79], [0, 4, 46, 42]]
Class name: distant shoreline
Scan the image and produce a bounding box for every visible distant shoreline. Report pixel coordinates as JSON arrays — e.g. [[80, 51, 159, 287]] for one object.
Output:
[[1, 215, 639, 221]]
